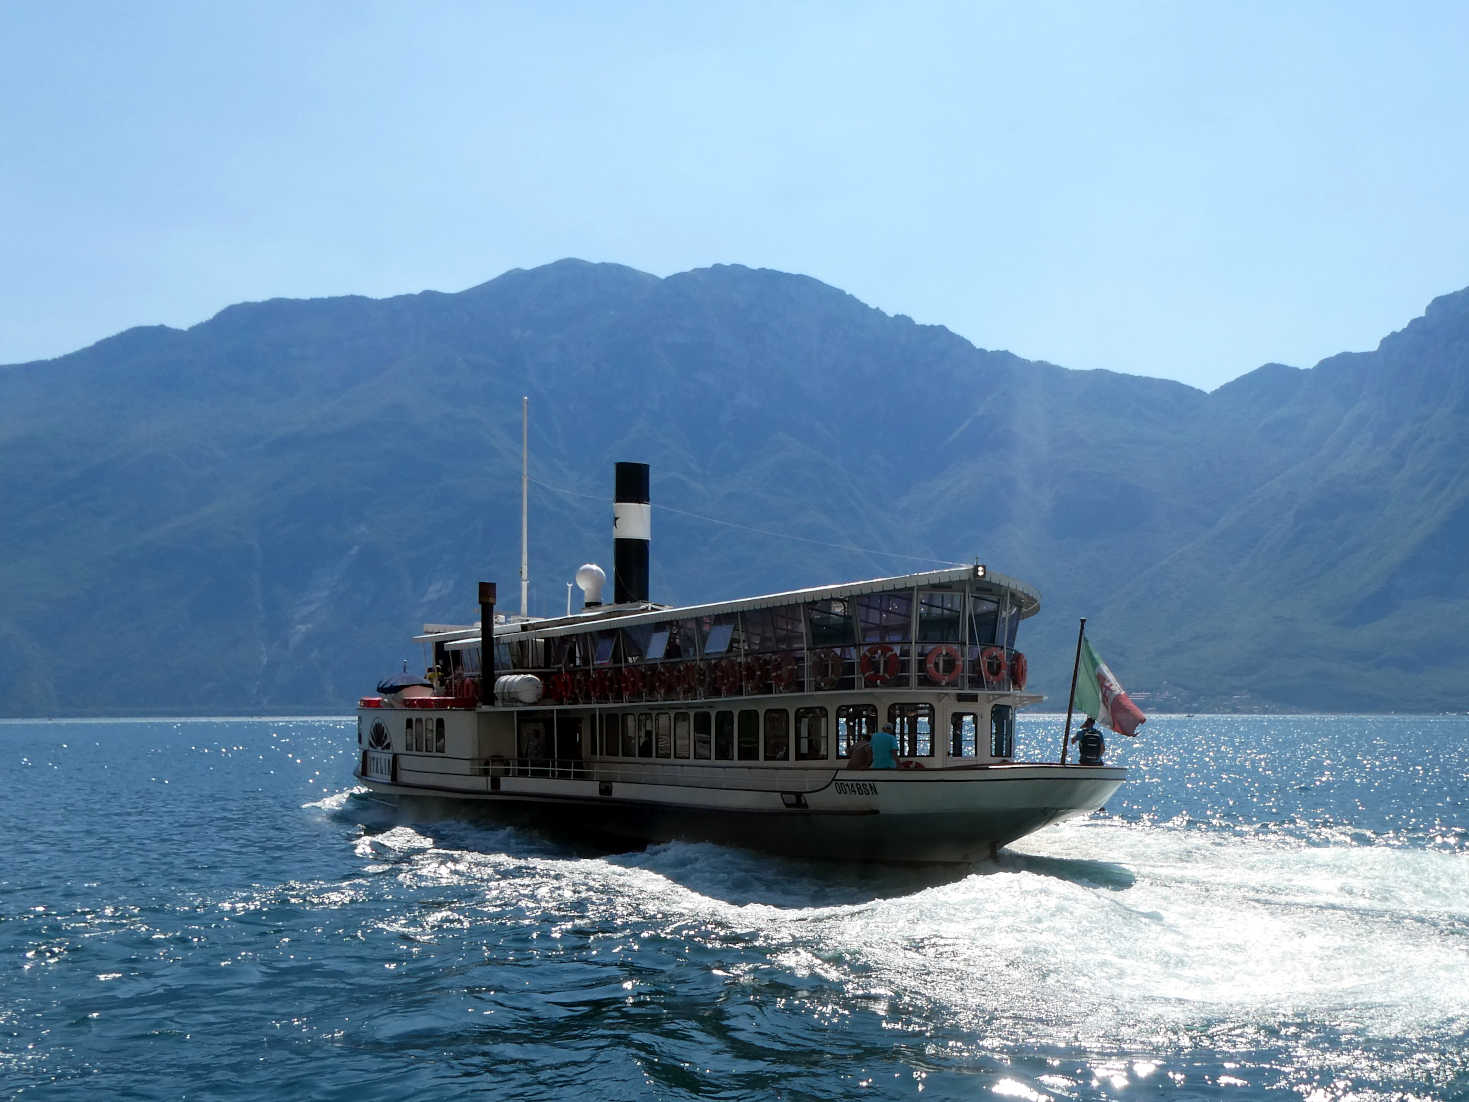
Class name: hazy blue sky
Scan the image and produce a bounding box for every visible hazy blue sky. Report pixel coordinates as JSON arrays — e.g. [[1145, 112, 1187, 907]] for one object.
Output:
[[4, 1, 1466, 390]]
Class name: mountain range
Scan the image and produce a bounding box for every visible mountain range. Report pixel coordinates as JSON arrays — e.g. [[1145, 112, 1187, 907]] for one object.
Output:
[[2, 260, 1465, 716]]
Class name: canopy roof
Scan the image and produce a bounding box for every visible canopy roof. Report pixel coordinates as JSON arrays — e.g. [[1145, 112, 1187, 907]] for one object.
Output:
[[420, 564, 1039, 648]]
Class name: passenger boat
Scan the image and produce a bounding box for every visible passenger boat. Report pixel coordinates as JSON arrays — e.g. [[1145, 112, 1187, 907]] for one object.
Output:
[[353, 461, 1125, 862]]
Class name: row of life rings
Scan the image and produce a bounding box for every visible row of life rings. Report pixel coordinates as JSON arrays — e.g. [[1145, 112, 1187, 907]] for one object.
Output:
[[860, 644, 1026, 689], [545, 662, 711, 703], [537, 645, 1028, 702], [973, 646, 1028, 690]]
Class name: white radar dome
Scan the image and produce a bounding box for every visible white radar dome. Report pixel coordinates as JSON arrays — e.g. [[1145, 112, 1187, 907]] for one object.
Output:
[[575, 563, 607, 606]]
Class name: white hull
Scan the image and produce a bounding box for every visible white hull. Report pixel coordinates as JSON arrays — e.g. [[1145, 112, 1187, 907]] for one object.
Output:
[[355, 742, 1124, 862]]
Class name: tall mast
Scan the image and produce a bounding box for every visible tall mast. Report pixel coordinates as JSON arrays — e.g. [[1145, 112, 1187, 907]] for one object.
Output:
[[520, 395, 529, 618]]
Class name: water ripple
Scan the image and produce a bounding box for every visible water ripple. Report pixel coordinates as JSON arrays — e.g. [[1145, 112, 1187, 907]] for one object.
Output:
[[2, 716, 1467, 1100]]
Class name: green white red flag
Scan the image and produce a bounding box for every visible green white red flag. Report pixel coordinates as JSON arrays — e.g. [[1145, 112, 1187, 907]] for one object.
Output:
[[1072, 637, 1146, 736]]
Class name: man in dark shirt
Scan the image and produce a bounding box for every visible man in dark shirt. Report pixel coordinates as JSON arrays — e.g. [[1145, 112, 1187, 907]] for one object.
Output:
[[1074, 716, 1105, 765]]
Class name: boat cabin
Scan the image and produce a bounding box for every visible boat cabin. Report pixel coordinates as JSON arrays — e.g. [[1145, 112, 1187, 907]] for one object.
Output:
[[357, 565, 1042, 790]]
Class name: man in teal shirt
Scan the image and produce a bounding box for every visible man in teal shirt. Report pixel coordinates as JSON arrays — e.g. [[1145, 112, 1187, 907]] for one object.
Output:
[[870, 724, 898, 769]]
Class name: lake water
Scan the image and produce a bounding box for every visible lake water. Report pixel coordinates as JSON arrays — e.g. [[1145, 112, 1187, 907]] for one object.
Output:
[[3, 714, 1466, 1100]]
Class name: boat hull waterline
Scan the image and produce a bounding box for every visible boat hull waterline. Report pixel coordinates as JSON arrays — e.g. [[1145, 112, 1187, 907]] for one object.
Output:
[[356, 759, 1125, 863]]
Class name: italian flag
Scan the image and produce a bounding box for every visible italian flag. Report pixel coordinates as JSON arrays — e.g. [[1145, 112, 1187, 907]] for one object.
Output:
[[1073, 637, 1146, 736]]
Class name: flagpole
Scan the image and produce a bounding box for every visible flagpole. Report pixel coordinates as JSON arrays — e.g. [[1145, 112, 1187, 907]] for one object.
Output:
[[1060, 616, 1086, 764]]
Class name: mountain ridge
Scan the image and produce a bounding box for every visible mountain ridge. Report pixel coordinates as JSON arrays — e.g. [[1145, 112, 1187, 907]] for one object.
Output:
[[2, 261, 1466, 716]]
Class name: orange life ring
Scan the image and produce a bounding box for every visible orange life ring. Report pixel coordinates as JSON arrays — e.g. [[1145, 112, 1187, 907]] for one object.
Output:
[[770, 654, 799, 692], [622, 666, 644, 699], [980, 647, 1008, 685], [811, 649, 843, 689], [924, 644, 961, 685], [1009, 651, 1028, 690], [860, 644, 900, 685]]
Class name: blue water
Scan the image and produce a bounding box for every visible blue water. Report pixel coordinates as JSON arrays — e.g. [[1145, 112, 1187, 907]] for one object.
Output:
[[3, 715, 1466, 1101]]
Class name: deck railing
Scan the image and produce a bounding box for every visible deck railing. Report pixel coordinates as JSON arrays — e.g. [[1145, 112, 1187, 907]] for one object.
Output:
[[480, 644, 1028, 706]]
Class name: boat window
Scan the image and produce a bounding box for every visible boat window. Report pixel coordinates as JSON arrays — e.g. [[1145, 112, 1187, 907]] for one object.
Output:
[[806, 599, 854, 648], [917, 591, 963, 642], [594, 632, 618, 665], [412, 717, 423, 752], [835, 704, 878, 758], [968, 597, 999, 647], [552, 636, 583, 669], [520, 719, 549, 762], [772, 605, 803, 650], [404, 718, 412, 749], [889, 703, 934, 757], [665, 620, 698, 660], [598, 713, 615, 756], [740, 608, 775, 653], [621, 713, 637, 757], [998, 596, 1020, 650], [674, 712, 691, 758], [622, 624, 653, 662], [702, 617, 735, 656], [991, 705, 1014, 758], [950, 712, 978, 757], [510, 638, 544, 671], [638, 713, 654, 758], [646, 627, 670, 661], [795, 707, 827, 760], [494, 642, 512, 672], [461, 645, 483, 675], [714, 710, 735, 760], [693, 712, 712, 759], [857, 591, 912, 644], [737, 709, 760, 760], [435, 718, 445, 754], [763, 709, 789, 761], [655, 713, 672, 758]]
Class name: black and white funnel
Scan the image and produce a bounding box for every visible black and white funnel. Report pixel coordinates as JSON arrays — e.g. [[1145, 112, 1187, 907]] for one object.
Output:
[[613, 461, 650, 604]]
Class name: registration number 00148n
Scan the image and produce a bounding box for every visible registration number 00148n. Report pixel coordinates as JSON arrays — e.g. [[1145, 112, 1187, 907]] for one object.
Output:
[[364, 751, 394, 782]]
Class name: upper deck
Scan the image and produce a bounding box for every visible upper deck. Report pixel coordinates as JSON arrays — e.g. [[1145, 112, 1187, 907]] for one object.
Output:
[[408, 564, 1039, 707]]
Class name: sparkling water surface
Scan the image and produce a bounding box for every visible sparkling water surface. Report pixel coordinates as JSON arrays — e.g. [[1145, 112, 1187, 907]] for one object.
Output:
[[3, 715, 1466, 1100]]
